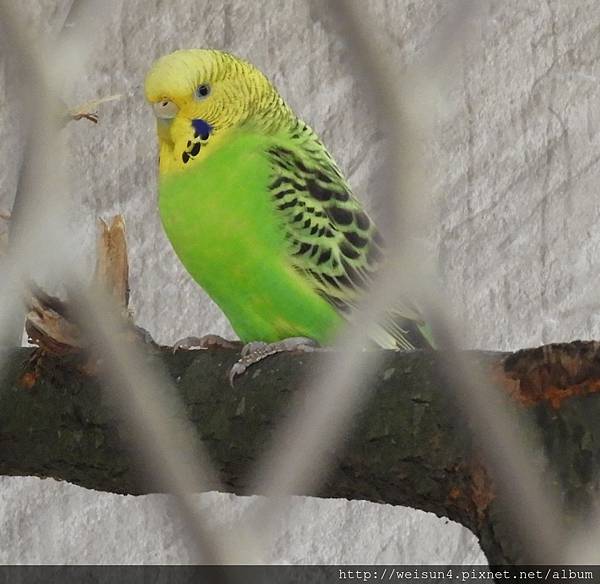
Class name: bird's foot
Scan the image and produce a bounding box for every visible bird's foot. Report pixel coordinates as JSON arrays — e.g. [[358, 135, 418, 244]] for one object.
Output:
[[229, 336, 319, 387], [172, 334, 241, 353]]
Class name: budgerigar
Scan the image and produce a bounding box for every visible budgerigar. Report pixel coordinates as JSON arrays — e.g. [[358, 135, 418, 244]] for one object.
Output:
[[144, 50, 432, 376]]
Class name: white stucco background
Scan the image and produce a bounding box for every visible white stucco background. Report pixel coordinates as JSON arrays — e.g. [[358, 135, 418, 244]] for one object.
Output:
[[2, 0, 599, 565]]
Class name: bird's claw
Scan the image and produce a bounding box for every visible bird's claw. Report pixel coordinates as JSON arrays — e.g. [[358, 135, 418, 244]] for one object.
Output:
[[229, 336, 319, 387], [228, 360, 248, 387], [172, 334, 240, 353], [241, 341, 268, 356]]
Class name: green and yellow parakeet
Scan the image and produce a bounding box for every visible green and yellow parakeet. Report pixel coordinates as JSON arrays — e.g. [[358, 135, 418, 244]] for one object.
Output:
[[144, 49, 432, 370]]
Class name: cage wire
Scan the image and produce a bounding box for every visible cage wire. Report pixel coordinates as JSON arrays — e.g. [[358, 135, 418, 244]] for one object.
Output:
[[0, 0, 583, 568], [0, 1, 257, 573], [246, 0, 566, 564]]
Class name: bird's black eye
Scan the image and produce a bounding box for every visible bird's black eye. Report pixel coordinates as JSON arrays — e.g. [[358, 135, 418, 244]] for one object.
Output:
[[195, 84, 211, 99]]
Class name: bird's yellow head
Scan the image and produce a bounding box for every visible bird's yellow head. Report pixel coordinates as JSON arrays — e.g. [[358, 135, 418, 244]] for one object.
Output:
[[145, 49, 291, 174]]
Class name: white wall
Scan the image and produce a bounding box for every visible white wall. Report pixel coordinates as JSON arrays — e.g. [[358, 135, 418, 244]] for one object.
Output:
[[2, 0, 600, 564]]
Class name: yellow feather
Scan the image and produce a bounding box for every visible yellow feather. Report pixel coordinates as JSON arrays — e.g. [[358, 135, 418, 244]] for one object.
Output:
[[145, 49, 294, 177]]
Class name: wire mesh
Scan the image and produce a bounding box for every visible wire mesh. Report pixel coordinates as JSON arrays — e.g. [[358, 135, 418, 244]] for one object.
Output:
[[0, 0, 587, 568]]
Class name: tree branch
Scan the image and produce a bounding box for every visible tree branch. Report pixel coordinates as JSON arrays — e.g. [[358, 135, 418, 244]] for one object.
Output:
[[1, 341, 599, 564]]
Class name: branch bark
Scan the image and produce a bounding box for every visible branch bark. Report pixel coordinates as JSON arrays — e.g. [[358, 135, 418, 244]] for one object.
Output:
[[1, 341, 599, 565]]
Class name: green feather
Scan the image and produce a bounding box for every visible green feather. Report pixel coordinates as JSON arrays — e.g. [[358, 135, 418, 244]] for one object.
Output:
[[159, 119, 432, 349], [147, 49, 432, 348]]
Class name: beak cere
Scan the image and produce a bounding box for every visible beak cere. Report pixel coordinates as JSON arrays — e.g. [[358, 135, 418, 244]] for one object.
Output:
[[153, 99, 179, 120]]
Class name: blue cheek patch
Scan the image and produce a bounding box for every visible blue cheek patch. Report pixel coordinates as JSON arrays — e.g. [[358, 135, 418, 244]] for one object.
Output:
[[191, 118, 213, 141], [181, 119, 213, 165]]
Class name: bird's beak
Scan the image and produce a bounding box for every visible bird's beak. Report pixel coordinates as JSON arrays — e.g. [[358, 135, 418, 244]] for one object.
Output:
[[157, 118, 174, 143]]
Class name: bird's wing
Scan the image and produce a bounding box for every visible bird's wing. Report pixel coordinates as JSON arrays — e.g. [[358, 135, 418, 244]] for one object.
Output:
[[264, 131, 432, 350]]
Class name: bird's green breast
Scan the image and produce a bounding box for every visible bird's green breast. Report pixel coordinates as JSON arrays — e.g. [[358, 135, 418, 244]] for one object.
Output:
[[158, 130, 342, 343]]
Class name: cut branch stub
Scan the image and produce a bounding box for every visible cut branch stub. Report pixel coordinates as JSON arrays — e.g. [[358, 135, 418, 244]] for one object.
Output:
[[25, 286, 83, 356], [25, 214, 130, 356], [496, 341, 600, 408], [93, 215, 130, 312]]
